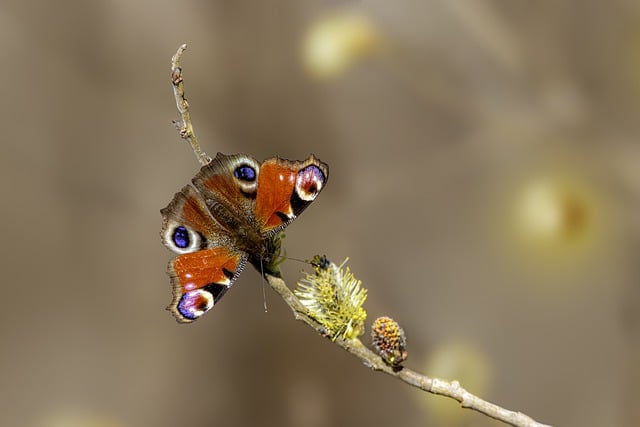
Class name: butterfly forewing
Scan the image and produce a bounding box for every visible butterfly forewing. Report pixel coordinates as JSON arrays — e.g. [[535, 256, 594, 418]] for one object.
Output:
[[255, 157, 328, 234], [192, 153, 261, 233]]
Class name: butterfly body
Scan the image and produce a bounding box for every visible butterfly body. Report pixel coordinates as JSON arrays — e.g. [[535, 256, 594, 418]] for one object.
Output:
[[160, 152, 328, 323]]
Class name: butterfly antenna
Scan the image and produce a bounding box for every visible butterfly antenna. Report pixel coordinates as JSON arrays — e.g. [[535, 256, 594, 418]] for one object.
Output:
[[288, 256, 310, 265], [260, 258, 268, 313]]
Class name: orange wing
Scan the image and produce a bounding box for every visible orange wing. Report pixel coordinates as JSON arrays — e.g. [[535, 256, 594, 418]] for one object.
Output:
[[255, 156, 328, 234], [167, 247, 246, 323]]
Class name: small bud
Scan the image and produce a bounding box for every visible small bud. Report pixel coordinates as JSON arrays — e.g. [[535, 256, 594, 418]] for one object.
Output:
[[371, 316, 407, 368], [310, 254, 331, 272]]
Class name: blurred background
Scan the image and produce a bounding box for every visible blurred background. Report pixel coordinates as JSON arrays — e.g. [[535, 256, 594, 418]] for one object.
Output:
[[1, 1, 639, 426]]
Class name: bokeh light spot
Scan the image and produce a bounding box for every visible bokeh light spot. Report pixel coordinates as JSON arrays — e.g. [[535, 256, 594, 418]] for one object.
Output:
[[419, 340, 492, 425], [510, 175, 600, 269], [302, 12, 382, 79]]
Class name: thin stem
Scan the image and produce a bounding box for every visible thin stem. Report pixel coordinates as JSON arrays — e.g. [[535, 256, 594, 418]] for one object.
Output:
[[170, 44, 211, 166], [265, 273, 552, 427]]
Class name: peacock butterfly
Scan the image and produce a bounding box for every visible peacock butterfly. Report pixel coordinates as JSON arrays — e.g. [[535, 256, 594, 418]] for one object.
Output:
[[160, 152, 328, 323]]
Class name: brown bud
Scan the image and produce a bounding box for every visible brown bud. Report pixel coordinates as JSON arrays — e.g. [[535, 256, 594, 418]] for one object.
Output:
[[371, 316, 407, 368]]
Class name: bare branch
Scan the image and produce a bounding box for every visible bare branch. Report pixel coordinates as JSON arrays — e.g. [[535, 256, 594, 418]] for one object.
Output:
[[266, 274, 552, 427], [170, 44, 211, 166]]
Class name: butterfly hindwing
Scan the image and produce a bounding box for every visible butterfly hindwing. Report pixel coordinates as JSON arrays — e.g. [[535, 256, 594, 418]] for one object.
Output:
[[167, 247, 246, 323]]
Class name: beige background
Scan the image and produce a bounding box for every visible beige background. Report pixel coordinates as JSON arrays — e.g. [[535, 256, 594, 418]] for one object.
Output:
[[1, 1, 639, 426]]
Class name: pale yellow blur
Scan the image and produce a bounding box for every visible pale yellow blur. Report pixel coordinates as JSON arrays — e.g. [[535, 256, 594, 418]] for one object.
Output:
[[302, 11, 382, 79], [420, 341, 492, 425]]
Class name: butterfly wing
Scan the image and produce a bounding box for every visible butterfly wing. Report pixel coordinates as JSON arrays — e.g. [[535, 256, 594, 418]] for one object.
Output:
[[161, 184, 247, 323], [192, 153, 329, 236], [167, 247, 245, 323], [255, 156, 329, 235], [160, 152, 328, 323], [192, 153, 262, 234]]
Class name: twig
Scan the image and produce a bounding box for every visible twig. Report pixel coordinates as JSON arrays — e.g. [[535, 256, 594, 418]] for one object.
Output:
[[170, 44, 211, 166], [266, 274, 552, 427], [168, 44, 551, 427]]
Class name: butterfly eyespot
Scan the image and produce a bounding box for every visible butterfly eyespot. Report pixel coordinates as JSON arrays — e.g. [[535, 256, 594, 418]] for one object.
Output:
[[178, 289, 214, 320], [295, 165, 326, 201], [234, 165, 257, 182], [163, 223, 202, 254], [233, 163, 259, 195], [172, 226, 190, 249]]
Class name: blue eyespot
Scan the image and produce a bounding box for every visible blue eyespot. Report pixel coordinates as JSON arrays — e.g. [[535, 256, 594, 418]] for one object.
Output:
[[172, 226, 190, 249], [234, 165, 256, 182], [178, 289, 214, 320]]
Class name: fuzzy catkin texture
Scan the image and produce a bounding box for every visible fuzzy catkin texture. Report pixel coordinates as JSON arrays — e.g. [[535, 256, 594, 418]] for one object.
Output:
[[295, 258, 367, 340]]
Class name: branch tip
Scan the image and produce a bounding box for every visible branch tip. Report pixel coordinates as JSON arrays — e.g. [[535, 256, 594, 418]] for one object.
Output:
[[169, 44, 210, 166]]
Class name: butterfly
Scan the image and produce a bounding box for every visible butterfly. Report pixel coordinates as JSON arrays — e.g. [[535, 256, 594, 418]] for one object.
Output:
[[160, 152, 329, 323]]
